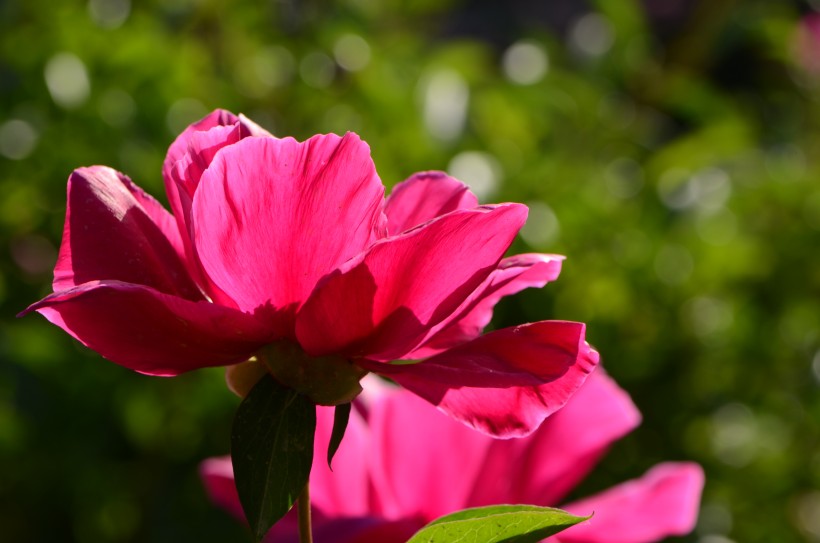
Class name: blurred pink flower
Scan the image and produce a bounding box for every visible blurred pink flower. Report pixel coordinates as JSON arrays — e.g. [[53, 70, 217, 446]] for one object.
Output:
[[22, 109, 597, 436], [202, 371, 704, 543], [794, 14, 820, 76]]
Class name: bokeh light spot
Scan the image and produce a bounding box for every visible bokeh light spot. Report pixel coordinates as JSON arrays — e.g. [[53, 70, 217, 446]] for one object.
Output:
[[520, 201, 560, 247], [300, 51, 335, 89], [502, 40, 549, 85], [794, 491, 820, 539], [44, 52, 91, 109], [569, 13, 615, 58], [420, 69, 469, 141], [654, 243, 694, 285], [0, 119, 38, 160], [334, 34, 371, 72], [447, 151, 501, 200], [710, 403, 759, 467], [87, 0, 130, 29], [97, 88, 136, 127]]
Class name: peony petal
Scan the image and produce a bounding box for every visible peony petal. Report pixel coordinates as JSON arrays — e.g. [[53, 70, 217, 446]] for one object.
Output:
[[296, 204, 528, 361], [161, 110, 268, 307], [383, 171, 478, 235], [53, 167, 201, 300], [166, 123, 247, 306], [309, 405, 371, 517], [200, 456, 245, 521], [557, 463, 705, 543], [410, 253, 564, 358], [193, 134, 386, 319], [162, 109, 242, 191], [466, 370, 641, 507], [369, 321, 599, 437], [22, 280, 273, 375], [367, 384, 491, 521]]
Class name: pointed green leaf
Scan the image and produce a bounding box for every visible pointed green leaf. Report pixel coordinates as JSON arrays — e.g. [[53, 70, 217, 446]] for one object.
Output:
[[327, 402, 351, 470], [231, 374, 316, 542], [406, 504, 589, 543]]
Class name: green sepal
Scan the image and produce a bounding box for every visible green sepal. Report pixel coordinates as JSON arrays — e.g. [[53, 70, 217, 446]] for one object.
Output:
[[406, 504, 590, 543], [231, 374, 316, 542], [327, 402, 351, 470]]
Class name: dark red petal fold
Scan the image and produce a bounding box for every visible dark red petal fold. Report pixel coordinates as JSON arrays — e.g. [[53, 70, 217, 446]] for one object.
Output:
[[367, 320, 599, 437], [383, 171, 478, 235], [296, 204, 528, 361], [53, 166, 200, 300], [410, 253, 564, 358], [22, 280, 272, 375]]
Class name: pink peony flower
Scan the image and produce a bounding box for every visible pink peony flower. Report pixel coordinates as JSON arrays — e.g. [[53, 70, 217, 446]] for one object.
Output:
[[22, 109, 598, 436], [201, 371, 705, 543], [794, 14, 820, 76]]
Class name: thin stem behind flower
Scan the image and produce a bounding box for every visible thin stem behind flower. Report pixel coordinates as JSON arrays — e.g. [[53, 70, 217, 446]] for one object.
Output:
[[297, 482, 313, 543]]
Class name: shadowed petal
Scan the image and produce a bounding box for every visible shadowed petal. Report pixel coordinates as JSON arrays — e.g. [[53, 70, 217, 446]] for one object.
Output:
[[296, 204, 528, 361], [310, 517, 422, 543], [22, 280, 272, 375], [200, 457, 245, 521], [410, 253, 564, 358], [384, 171, 478, 235], [369, 321, 599, 437], [557, 463, 705, 543], [466, 371, 641, 507], [193, 134, 386, 317], [53, 167, 201, 300], [367, 384, 491, 521]]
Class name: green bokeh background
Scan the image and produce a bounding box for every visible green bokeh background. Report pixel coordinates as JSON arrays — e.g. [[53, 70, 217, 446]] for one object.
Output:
[[2, 0, 819, 541]]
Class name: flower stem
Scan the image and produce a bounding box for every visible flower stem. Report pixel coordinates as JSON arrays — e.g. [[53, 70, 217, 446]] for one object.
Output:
[[297, 481, 313, 543]]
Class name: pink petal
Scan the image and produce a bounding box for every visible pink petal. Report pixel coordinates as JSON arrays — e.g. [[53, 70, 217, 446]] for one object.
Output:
[[200, 456, 245, 520], [383, 171, 478, 235], [165, 123, 247, 306], [296, 204, 528, 361], [309, 405, 371, 517], [466, 370, 641, 507], [161, 110, 267, 307], [557, 463, 705, 543], [410, 253, 564, 358], [193, 134, 386, 319], [162, 109, 241, 191], [22, 280, 272, 375], [367, 384, 492, 521], [369, 320, 599, 437], [53, 167, 201, 300]]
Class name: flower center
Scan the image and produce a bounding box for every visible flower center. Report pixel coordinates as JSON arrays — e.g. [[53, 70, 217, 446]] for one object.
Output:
[[256, 340, 367, 406]]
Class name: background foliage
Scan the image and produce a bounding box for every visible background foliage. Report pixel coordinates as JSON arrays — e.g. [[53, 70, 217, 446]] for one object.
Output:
[[2, 0, 819, 541]]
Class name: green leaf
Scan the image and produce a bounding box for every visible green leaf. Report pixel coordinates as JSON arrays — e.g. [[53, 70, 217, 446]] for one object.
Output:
[[231, 374, 316, 542], [406, 504, 589, 543], [327, 402, 351, 470]]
